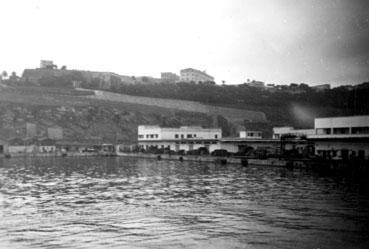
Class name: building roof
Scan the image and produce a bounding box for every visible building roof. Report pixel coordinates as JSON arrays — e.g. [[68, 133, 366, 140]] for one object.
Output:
[[138, 125, 221, 132], [55, 138, 103, 146], [138, 138, 219, 142], [308, 134, 369, 141]]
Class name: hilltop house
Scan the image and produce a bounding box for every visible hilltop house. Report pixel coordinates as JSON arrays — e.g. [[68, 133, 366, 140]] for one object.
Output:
[[179, 68, 214, 83]]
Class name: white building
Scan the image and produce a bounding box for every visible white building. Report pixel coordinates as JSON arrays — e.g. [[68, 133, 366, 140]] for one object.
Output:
[[273, 127, 315, 139], [180, 68, 214, 83], [138, 125, 221, 152], [312, 84, 330, 92], [309, 115, 369, 160], [248, 81, 265, 88], [40, 60, 54, 69], [161, 72, 180, 82], [239, 131, 262, 139]]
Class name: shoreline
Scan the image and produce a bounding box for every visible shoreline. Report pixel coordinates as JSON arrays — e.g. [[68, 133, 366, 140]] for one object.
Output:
[[2, 152, 368, 173], [1, 151, 289, 167]]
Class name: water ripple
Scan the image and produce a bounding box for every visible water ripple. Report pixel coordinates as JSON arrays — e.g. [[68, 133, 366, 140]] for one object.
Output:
[[0, 157, 369, 249]]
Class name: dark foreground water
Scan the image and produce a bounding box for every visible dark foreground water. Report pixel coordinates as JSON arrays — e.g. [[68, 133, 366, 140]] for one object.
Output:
[[0, 157, 369, 249]]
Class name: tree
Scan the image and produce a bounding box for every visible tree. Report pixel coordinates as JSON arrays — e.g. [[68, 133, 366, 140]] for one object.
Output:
[[2, 71, 7, 79], [9, 71, 19, 81], [61, 65, 67, 70]]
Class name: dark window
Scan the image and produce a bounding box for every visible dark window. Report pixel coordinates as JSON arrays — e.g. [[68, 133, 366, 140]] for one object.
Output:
[[215, 134, 218, 139], [333, 127, 349, 134], [352, 127, 369, 134], [175, 134, 179, 139], [187, 134, 192, 138], [341, 149, 349, 160], [181, 134, 184, 139], [358, 150, 365, 159]]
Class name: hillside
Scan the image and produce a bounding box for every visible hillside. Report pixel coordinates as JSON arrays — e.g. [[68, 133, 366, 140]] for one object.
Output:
[[3, 68, 367, 143], [101, 81, 368, 128], [88, 90, 266, 123], [0, 85, 265, 142], [17, 67, 369, 128]]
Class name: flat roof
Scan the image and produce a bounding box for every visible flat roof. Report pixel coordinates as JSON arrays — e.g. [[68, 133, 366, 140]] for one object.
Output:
[[315, 115, 369, 120], [138, 138, 219, 142]]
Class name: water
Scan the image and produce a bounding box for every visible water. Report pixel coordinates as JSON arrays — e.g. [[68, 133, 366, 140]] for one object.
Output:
[[0, 157, 369, 249]]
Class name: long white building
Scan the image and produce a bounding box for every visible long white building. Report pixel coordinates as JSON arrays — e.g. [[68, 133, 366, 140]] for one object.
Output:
[[179, 68, 214, 83], [138, 125, 221, 152], [273, 127, 315, 139], [309, 115, 369, 160]]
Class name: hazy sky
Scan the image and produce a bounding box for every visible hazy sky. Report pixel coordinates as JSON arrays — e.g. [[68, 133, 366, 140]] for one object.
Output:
[[1, 0, 368, 86]]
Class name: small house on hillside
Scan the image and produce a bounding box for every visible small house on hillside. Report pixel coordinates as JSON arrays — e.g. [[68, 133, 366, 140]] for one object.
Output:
[[7, 137, 37, 153], [56, 138, 102, 152], [37, 137, 56, 153]]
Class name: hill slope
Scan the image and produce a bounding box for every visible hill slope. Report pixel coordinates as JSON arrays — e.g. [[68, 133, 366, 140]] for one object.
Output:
[[0, 86, 265, 141]]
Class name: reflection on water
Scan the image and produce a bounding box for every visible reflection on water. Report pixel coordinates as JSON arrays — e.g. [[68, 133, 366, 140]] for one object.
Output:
[[0, 157, 369, 249]]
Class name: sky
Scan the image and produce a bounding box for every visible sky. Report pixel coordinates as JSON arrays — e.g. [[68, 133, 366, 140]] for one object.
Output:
[[1, 0, 369, 86]]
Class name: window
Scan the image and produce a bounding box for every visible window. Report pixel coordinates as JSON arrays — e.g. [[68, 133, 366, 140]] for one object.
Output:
[[175, 134, 179, 139], [138, 135, 144, 138], [329, 150, 336, 157], [215, 134, 218, 139], [193, 134, 197, 138], [187, 134, 192, 138], [352, 127, 369, 134], [146, 134, 150, 138], [333, 127, 349, 135], [316, 128, 331, 135], [181, 134, 184, 139]]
